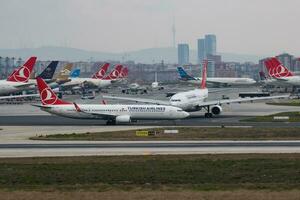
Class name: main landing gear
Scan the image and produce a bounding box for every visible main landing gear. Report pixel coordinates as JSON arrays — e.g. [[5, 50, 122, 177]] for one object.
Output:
[[204, 105, 213, 118], [204, 113, 213, 118], [106, 119, 116, 125]]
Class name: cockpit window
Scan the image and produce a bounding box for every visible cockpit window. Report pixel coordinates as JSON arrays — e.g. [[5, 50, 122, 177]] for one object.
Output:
[[171, 99, 181, 102], [177, 109, 183, 112]]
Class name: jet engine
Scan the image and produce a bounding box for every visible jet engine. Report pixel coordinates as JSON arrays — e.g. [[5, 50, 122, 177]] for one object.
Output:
[[211, 105, 222, 115], [116, 115, 131, 123]]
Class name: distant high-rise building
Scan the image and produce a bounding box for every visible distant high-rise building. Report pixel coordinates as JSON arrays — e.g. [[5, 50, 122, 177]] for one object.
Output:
[[207, 54, 222, 64], [205, 34, 217, 56], [206, 60, 215, 77], [178, 44, 189, 65], [197, 34, 217, 64], [197, 39, 206, 64]]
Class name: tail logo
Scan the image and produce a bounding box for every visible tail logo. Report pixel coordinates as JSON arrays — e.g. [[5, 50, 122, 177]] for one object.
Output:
[[110, 70, 119, 79], [61, 69, 71, 76], [41, 88, 58, 105], [269, 65, 290, 78], [96, 69, 106, 78], [13, 66, 30, 82]]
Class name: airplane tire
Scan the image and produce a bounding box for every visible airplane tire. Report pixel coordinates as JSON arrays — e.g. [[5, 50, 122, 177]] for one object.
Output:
[[204, 113, 213, 118], [106, 120, 116, 125]]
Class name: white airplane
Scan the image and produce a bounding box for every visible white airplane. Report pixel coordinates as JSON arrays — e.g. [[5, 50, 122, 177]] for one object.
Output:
[[0, 57, 37, 96], [104, 60, 288, 118], [151, 72, 164, 90], [33, 77, 189, 125], [0, 62, 81, 100], [177, 66, 256, 87], [264, 57, 300, 86], [61, 63, 115, 89]]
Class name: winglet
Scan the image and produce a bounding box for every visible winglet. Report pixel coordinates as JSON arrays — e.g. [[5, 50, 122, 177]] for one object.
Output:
[[7, 57, 37, 83], [36, 77, 71, 105], [73, 102, 82, 112], [201, 60, 207, 89], [259, 71, 267, 80]]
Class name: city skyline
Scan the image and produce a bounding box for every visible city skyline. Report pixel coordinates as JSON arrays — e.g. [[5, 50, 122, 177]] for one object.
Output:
[[1, 0, 300, 56]]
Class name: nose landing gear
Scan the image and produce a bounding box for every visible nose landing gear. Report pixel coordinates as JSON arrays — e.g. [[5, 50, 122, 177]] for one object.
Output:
[[204, 105, 213, 118]]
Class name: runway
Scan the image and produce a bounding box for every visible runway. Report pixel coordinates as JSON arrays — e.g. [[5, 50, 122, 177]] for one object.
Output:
[[1, 141, 300, 157]]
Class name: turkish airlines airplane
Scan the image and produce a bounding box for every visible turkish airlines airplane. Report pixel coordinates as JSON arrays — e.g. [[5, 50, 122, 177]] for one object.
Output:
[[119, 67, 129, 79], [264, 57, 300, 86], [104, 60, 288, 118], [0, 57, 37, 95], [34, 77, 189, 125], [61, 63, 114, 89], [0, 62, 76, 100], [177, 66, 256, 87]]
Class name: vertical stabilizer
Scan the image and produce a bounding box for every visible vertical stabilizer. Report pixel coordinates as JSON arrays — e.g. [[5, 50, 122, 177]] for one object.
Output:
[[7, 57, 37, 83], [200, 60, 207, 89], [36, 77, 71, 105]]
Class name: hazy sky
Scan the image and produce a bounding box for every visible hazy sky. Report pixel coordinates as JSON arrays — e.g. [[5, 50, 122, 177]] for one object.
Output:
[[1, 0, 300, 55]]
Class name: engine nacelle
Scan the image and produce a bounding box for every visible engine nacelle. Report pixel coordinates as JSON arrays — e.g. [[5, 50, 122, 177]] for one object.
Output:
[[115, 115, 131, 123], [211, 105, 222, 115]]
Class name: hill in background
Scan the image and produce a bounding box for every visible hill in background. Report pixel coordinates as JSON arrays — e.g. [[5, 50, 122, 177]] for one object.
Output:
[[0, 46, 263, 64]]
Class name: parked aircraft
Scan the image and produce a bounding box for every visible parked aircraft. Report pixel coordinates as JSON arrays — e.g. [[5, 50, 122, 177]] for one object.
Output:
[[37, 61, 59, 80], [151, 72, 164, 90], [104, 60, 288, 118], [177, 66, 256, 87], [264, 57, 300, 86], [61, 63, 113, 89], [0, 57, 37, 95], [70, 69, 81, 78], [34, 77, 189, 125], [91, 63, 110, 79]]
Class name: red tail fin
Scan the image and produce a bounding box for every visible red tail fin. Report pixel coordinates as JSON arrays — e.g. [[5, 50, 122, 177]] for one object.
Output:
[[7, 57, 37, 82], [265, 57, 294, 78], [103, 64, 123, 80], [36, 77, 71, 105], [120, 67, 128, 78], [91, 63, 110, 79], [201, 60, 207, 89]]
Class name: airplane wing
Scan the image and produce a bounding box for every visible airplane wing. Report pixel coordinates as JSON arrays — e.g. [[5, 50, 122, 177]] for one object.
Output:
[[166, 88, 230, 97], [31, 104, 52, 108], [103, 94, 289, 108], [14, 83, 35, 89], [272, 77, 289, 82], [197, 95, 289, 107], [0, 94, 39, 100], [102, 95, 171, 105], [208, 88, 231, 93]]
